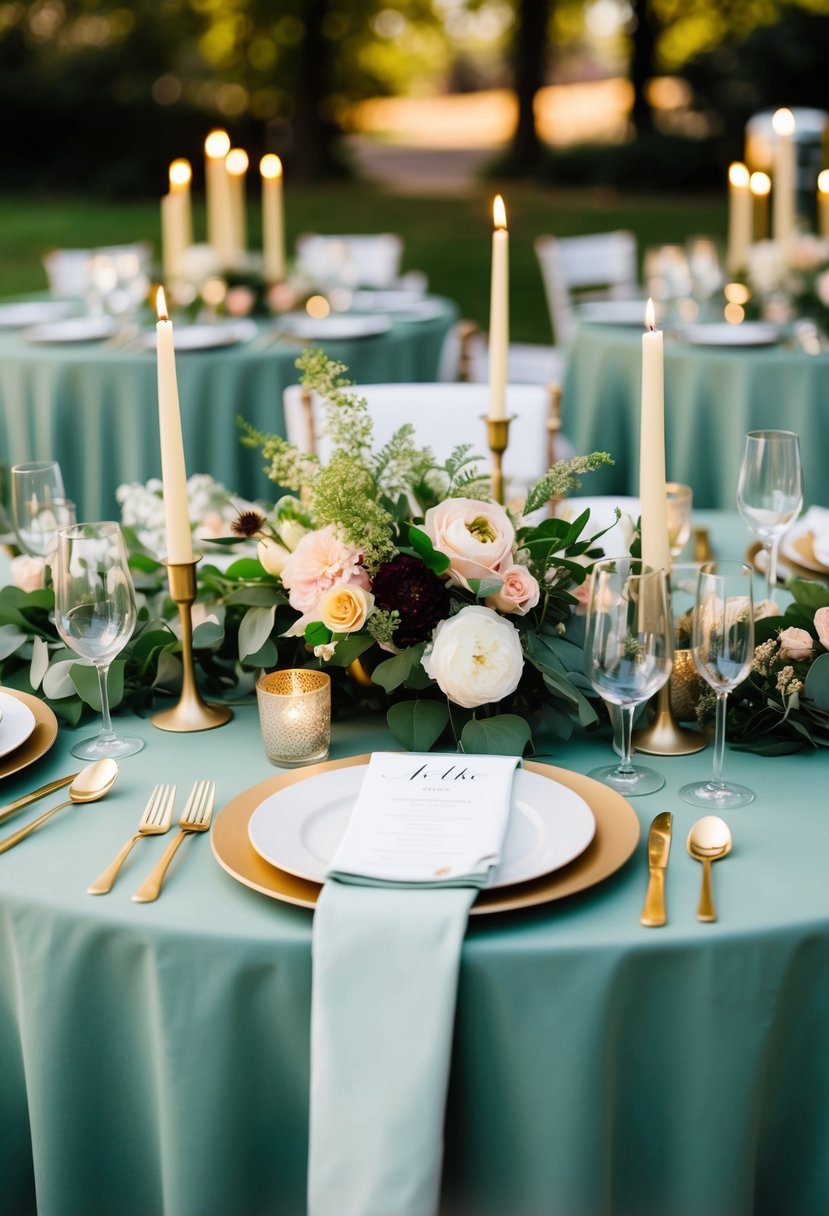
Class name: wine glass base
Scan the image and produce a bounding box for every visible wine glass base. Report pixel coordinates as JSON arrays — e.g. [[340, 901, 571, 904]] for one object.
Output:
[[70, 734, 145, 761], [679, 779, 754, 809], [587, 763, 665, 796]]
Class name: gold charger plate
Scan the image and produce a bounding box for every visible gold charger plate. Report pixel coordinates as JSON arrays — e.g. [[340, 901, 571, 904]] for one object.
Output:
[[0, 688, 59, 781], [211, 754, 641, 916]]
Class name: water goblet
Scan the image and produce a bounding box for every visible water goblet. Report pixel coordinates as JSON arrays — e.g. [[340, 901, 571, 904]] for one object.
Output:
[[11, 461, 66, 555], [679, 561, 755, 809], [54, 522, 144, 760], [666, 482, 693, 558], [737, 429, 802, 599], [585, 558, 673, 795]]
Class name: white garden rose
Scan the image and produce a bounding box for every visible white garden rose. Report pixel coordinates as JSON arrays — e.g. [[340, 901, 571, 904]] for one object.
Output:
[[423, 497, 515, 589], [422, 605, 524, 709], [257, 537, 290, 576]]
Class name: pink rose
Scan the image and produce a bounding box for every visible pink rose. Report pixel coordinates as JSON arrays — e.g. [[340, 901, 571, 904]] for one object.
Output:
[[423, 498, 515, 589], [814, 607, 829, 650], [280, 524, 370, 614], [778, 626, 813, 661], [9, 555, 46, 592], [486, 564, 540, 616]]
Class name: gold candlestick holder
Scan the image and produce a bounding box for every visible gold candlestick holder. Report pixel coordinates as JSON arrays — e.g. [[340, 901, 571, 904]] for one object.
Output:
[[152, 558, 233, 733], [484, 415, 515, 505], [632, 673, 706, 756]]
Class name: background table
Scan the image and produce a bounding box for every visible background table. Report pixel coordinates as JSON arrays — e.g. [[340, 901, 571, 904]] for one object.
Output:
[[563, 321, 829, 508], [0, 512, 827, 1216], [0, 298, 457, 520]]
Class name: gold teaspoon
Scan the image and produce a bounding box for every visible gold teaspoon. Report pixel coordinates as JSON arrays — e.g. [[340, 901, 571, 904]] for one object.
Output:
[[686, 815, 733, 923], [0, 759, 119, 854]]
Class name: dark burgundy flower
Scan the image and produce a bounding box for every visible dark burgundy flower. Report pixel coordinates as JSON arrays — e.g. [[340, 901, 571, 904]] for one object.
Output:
[[371, 554, 450, 648], [232, 509, 266, 538]]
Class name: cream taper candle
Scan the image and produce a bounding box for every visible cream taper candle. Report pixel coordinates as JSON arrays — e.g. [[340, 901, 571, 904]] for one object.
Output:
[[749, 171, 771, 242], [727, 162, 751, 273], [488, 194, 509, 421], [169, 158, 193, 249], [818, 171, 829, 239], [260, 154, 285, 283], [155, 287, 193, 564], [772, 108, 796, 247], [226, 147, 249, 257], [639, 299, 670, 573], [204, 129, 236, 269]]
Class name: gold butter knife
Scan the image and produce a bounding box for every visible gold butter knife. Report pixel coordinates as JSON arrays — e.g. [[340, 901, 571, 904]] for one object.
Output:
[[0, 772, 80, 827], [640, 811, 672, 927]]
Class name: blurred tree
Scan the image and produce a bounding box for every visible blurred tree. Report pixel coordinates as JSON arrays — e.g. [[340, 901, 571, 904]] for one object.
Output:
[[509, 0, 551, 171], [630, 0, 658, 135]]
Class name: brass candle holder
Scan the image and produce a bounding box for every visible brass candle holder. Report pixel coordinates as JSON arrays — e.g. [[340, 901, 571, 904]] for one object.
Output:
[[484, 415, 515, 505], [632, 677, 706, 756], [152, 558, 233, 733]]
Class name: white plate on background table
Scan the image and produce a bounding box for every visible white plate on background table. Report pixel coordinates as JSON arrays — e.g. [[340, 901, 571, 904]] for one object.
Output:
[[351, 290, 430, 311], [780, 518, 829, 575], [0, 690, 37, 759], [247, 765, 596, 890], [680, 322, 782, 347], [23, 316, 118, 344], [277, 313, 393, 341], [577, 299, 651, 326], [0, 300, 78, 330], [137, 321, 257, 352]]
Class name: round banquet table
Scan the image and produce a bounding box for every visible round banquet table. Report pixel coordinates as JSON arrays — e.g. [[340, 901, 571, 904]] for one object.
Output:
[[562, 320, 829, 509], [0, 511, 828, 1216], [0, 298, 457, 521]]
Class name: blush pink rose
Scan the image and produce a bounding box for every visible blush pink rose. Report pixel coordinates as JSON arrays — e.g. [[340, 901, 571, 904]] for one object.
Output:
[[778, 626, 813, 661], [9, 555, 46, 592], [814, 607, 829, 650], [423, 497, 515, 589], [280, 524, 370, 614], [486, 564, 540, 616]]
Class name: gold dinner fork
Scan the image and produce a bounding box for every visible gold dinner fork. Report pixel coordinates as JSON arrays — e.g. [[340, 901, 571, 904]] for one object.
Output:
[[87, 784, 176, 896], [131, 780, 215, 904]]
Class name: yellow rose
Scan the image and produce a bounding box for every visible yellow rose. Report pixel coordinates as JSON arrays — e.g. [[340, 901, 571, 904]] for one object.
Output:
[[317, 583, 374, 634]]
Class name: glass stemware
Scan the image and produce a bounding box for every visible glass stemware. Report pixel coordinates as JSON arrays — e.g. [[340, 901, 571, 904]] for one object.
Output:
[[666, 482, 693, 558], [585, 559, 673, 795], [679, 561, 755, 809], [737, 429, 803, 599], [54, 522, 144, 760], [11, 461, 66, 556]]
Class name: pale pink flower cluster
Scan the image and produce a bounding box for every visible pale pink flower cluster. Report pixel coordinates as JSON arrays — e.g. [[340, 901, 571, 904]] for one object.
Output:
[[814, 607, 829, 650], [280, 524, 374, 640]]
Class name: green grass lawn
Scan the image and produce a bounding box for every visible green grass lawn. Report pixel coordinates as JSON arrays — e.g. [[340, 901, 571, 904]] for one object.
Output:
[[0, 184, 727, 344]]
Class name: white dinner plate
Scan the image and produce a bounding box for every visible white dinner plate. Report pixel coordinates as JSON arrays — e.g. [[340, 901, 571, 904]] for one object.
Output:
[[248, 765, 596, 889], [680, 322, 781, 347], [781, 516, 829, 574], [0, 300, 78, 330], [577, 299, 650, 326], [351, 290, 429, 311], [0, 690, 37, 759], [23, 316, 118, 344], [137, 321, 257, 352], [278, 313, 393, 341]]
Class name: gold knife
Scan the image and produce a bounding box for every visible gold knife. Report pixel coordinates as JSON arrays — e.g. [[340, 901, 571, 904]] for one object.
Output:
[[0, 772, 80, 827], [640, 811, 672, 927]]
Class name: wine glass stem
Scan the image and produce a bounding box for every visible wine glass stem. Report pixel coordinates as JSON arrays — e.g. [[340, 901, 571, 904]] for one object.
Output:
[[96, 662, 117, 744], [766, 538, 780, 599], [712, 690, 728, 788], [616, 705, 636, 775]]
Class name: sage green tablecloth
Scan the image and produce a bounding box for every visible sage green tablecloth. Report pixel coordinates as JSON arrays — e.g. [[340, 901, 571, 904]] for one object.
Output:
[[0, 512, 828, 1216], [0, 299, 457, 521], [563, 322, 829, 508]]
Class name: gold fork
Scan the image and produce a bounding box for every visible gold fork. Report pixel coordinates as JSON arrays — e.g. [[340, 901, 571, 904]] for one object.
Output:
[[87, 784, 176, 896], [131, 780, 215, 904]]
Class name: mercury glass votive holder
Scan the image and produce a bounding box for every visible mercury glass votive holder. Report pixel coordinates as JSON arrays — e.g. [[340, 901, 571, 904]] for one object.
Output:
[[256, 669, 331, 767]]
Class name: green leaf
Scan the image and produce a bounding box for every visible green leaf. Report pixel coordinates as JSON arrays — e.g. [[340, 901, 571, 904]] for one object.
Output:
[[460, 714, 532, 756], [467, 576, 503, 599], [788, 578, 829, 611], [70, 661, 125, 710], [406, 525, 450, 574], [371, 643, 427, 692], [0, 623, 28, 661], [805, 652, 829, 710], [42, 659, 78, 700], [29, 636, 49, 689], [238, 605, 277, 660], [50, 697, 83, 727], [387, 700, 449, 751], [243, 638, 278, 668], [225, 557, 270, 580], [226, 585, 283, 607], [304, 621, 332, 647], [325, 634, 375, 667], [128, 553, 163, 573], [191, 621, 225, 648]]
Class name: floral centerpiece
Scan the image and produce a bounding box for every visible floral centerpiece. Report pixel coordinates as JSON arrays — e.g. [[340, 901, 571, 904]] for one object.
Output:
[[740, 235, 829, 333]]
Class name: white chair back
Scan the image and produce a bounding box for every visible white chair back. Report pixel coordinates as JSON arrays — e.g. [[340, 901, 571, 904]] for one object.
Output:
[[535, 231, 638, 346], [295, 234, 404, 289], [284, 382, 564, 494]]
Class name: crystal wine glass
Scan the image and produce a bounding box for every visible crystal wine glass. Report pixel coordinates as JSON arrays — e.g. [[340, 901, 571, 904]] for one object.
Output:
[[737, 429, 803, 599], [54, 522, 144, 760], [679, 561, 755, 809], [11, 461, 66, 555], [585, 558, 673, 795]]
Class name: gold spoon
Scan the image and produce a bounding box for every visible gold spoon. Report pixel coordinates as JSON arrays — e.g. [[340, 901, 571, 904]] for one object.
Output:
[[0, 759, 119, 854], [686, 815, 733, 923]]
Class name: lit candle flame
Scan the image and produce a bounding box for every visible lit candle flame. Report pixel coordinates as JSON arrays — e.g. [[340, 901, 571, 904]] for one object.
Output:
[[156, 286, 169, 322], [260, 153, 282, 180], [169, 158, 192, 190], [645, 298, 656, 332], [205, 129, 231, 159], [226, 148, 249, 176], [772, 108, 795, 137], [750, 171, 771, 197], [493, 194, 507, 230], [819, 170, 829, 196], [728, 162, 750, 189]]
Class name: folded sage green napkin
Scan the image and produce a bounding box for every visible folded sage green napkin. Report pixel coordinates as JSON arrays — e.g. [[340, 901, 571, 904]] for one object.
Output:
[[308, 752, 519, 1216]]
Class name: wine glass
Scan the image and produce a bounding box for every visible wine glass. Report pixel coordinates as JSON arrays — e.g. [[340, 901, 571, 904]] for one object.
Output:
[[666, 482, 693, 558], [585, 558, 673, 795], [737, 429, 803, 599], [54, 522, 144, 760], [11, 461, 66, 555], [679, 561, 754, 809]]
